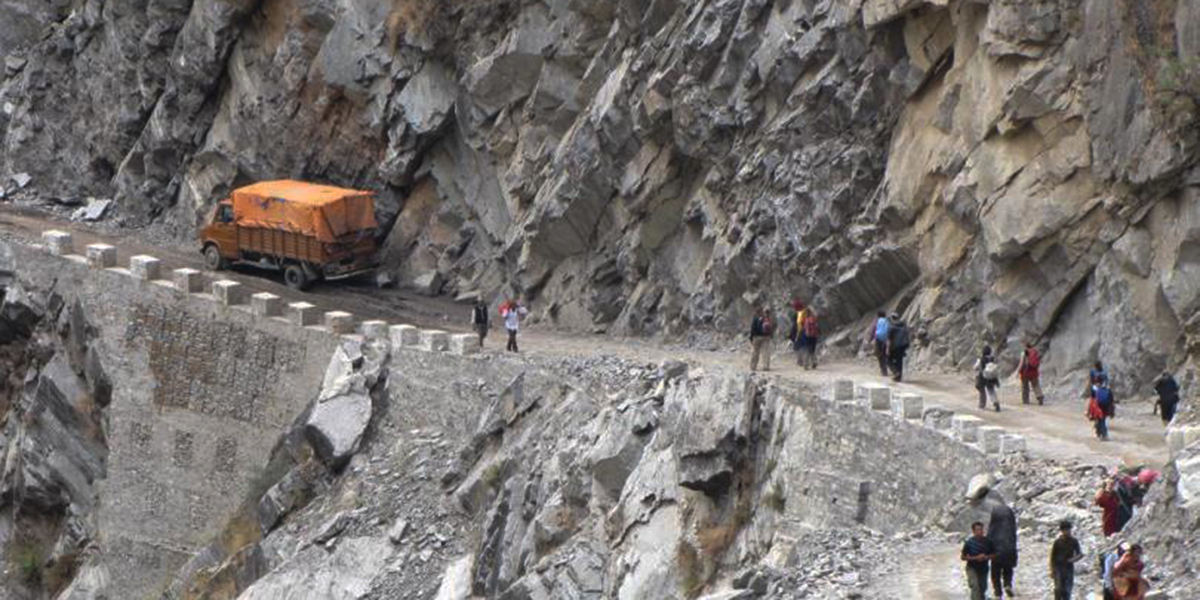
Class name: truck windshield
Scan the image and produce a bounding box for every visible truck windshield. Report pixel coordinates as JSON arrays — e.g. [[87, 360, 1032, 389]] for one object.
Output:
[[216, 205, 233, 223]]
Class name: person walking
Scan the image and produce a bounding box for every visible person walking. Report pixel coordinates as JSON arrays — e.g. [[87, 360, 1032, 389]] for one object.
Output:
[[987, 502, 1019, 599], [1102, 543, 1129, 600], [886, 313, 910, 382], [1049, 520, 1083, 600], [1085, 360, 1109, 397], [1018, 341, 1045, 405], [1153, 371, 1180, 426], [748, 306, 774, 372], [872, 311, 890, 376], [961, 521, 995, 600], [789, 300, 807, 367], [975, 345, 1001, 411], [800, 308, 820, 370], [501, 299, 528, 353], [1096, 479, 1121, 537], [1112, 543, 1149, 599], [471, 298, 489, 349], [1088, 380, 1115, 440]]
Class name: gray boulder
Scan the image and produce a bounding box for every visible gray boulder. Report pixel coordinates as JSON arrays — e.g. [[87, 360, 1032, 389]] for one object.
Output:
[[306, 391, 372, 468]]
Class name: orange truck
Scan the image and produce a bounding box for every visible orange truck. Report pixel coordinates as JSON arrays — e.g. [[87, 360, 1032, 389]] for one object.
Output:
[[199, 180, 380, 290]]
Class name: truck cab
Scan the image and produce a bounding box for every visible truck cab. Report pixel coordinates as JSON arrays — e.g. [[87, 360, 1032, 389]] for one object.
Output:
[[200, 201, 237, 270]]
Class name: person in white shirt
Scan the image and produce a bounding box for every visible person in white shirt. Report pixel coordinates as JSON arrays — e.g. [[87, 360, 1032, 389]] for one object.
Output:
[[502, 299, 529, 352]]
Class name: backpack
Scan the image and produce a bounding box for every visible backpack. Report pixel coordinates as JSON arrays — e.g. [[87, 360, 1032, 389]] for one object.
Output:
[[982, 361, 999, 380], [1094, 386, 1114, 409], [1025, 349, 1040, 369], [803, 316, 819, 338], [892, 326, 910, 351]]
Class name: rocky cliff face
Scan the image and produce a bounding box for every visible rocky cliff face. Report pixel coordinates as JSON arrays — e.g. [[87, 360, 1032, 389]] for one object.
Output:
[[3, 1, 1200, 394]]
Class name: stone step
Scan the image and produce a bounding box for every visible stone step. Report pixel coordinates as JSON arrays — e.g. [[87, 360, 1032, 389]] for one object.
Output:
[[978, 426, 1006, 454], [952, 415, 985, 443], [859, 383, 891, 410]]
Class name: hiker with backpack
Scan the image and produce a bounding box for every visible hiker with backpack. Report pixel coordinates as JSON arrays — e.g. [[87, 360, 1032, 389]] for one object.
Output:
[[1017, 341, 1045, 405], [871, 310, 890, 376], [800, 308, 820, 370], [975, 345, 1001, 411], [886, 313, 910, 382], [1084, 360, 1109, 397], [788, 300, 807, 367], [749, 305, 774, 372], [1087, 380, 1116, 440], [987, 501, 1019, 599], [470, 298, 489, 348], [1153, 371, 1181, 426]]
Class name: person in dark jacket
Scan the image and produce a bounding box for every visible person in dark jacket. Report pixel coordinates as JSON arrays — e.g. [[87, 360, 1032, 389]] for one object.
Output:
[[988, 502, 1019, 599], [471, 298, 489, 348], [749, 306, 774, 372], [1050, 520, 1083, 600], [885, 313, 910, 382], [1153, 371, 1180, 426]]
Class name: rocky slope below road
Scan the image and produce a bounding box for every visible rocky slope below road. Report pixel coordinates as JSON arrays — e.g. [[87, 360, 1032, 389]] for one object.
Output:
[[3, 1, 1200, 398]]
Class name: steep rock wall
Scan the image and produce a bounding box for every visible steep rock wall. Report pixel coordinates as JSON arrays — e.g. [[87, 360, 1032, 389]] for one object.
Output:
[[1, 1, 1198, 396]]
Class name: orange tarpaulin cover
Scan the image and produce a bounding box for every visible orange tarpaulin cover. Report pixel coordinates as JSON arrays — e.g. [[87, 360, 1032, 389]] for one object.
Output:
[[230, 180, 378, 243]]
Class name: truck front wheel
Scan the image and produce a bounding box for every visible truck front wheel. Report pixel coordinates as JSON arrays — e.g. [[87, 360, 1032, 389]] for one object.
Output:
[[284, 264, 311, 291], [204, 245, 228, 271]]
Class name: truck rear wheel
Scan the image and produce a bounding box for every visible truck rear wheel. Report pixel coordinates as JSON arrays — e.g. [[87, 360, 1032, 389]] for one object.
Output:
[[284, 264, 311, 291], [204, 245, 228, 271]]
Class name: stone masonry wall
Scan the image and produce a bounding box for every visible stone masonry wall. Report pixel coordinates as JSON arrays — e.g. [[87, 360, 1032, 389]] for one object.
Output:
[[1, 236, 340, 598]]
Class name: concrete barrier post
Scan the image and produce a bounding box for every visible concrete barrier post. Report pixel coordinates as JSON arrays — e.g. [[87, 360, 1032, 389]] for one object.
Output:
[[251, 293, 283, 317], [833, 380, 855, 402], [420, 329, 449, 352], [129, 255, 161, 281], [1000, 435, 1026, 455], [448, 333, 479, 356], [361, 320, 389, 340], [325, 311, 355, 334], [389, 324, 420, 350], [172, 268, 203, 293], [288, 302, 319, 326], [42, 230, 73, 256], [212, 280, 245, 305], [86, 244, 117, 269], [977, 426, 1006, 454], [861, 383, 891, 410], [922, 407, 955, 431], [952, 415, 985, 443], [894, 393, 924, 420]]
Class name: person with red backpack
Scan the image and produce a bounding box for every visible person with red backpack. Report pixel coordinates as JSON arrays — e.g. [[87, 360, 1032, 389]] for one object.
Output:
[[749, 305, 774, 372], [1088, 380, 1116, 441], [800, 309, 820, 370], [1018, 341, 1045, 405]]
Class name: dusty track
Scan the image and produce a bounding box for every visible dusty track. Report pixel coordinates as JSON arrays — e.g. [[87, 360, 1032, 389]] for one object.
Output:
[[0, 207, 1169, 598]]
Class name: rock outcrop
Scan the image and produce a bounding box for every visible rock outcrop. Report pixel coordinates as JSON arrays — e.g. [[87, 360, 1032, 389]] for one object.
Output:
[[3, 1, 1199, 398]]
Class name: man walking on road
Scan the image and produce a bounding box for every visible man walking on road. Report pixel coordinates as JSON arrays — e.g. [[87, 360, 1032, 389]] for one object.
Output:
[[1153, 371, 1181, 426], [886, 313, 910, 382], [961, 521, 995, 600], [1049, 520, 1083, 600], [501, 299, 528, 353], [975, 345, 1001, 411], [749, 306, 774, 372], [1018, 341, 1045, 405], [872, 311, 889, 376], [471, 298, 489, 349], [988, 502, 1019, 598], [800, 308, 820, 370]]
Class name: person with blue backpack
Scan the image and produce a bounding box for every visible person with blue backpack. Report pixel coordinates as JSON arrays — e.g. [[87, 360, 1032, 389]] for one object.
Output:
[[1087, 379, 1116, 440], [872, 311, 890, 376]]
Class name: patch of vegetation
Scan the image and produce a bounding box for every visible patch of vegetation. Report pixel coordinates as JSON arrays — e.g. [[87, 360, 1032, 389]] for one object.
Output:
[[10, 539, 45, 588], [765, 480, 786, 513], [482, 462, 506, 490], [675, 540, 703, 598], [43, 551, 79, 597]]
